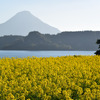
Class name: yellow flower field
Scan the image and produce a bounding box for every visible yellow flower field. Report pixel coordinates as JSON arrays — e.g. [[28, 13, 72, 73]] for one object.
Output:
[[0, 56, 100, 100]]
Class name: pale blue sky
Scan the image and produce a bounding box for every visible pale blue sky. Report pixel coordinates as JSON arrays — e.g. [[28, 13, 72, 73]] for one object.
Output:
[[0, 0, 100, 31]]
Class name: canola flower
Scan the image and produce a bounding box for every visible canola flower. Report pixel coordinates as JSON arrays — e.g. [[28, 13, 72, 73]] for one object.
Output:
[[0, 56, 100, 100]]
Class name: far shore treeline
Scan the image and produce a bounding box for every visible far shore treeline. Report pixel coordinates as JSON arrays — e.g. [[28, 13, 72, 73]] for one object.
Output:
[[0, 31, 100, 51]]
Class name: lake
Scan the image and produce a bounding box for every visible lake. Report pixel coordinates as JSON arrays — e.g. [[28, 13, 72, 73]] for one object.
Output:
[[0, 50, 96, 58]]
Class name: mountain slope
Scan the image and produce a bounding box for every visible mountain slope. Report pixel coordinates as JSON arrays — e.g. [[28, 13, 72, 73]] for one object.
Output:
[[0, 11, 60, 36]]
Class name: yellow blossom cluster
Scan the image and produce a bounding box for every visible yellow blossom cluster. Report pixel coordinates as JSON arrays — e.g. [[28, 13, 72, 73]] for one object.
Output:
[[0, 56, 100, 100]]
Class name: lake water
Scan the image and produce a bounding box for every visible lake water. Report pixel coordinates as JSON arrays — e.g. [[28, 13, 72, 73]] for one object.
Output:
[[0, 50, 96, 58]]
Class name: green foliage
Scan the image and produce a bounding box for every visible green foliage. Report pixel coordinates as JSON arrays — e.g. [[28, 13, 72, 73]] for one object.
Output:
[[96, 39, 100, 44]]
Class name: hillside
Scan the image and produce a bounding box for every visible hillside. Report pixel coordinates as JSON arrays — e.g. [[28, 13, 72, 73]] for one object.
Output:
[[0, 31, 100, 50]]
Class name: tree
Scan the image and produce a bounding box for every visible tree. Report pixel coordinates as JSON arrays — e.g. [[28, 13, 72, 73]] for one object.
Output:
[[95, 39, 100, 55]]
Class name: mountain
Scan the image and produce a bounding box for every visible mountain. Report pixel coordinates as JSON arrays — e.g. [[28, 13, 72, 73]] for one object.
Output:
[[0, 31, 100, 51], [0, 11, 60, 36]]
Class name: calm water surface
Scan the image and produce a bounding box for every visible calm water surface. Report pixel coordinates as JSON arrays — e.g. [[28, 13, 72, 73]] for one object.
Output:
[[0, 50, 95, 58]]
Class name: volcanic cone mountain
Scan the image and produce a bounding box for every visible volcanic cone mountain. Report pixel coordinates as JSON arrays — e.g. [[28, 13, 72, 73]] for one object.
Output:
[[0, 11, 60, 36]]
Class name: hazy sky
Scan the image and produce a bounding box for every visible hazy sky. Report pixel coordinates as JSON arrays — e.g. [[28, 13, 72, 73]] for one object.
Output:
[[0, 0, 100, 31]]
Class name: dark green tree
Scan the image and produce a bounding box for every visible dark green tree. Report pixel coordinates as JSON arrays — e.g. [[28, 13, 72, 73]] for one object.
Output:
[[95, 39, 100, 55]]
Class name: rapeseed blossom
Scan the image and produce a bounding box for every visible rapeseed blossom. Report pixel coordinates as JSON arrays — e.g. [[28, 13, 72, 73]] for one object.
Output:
[[0, 56, 100, 100]]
